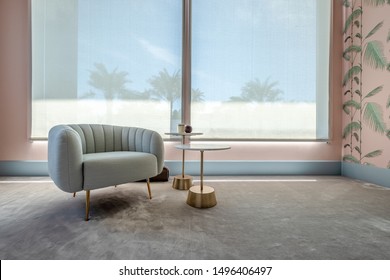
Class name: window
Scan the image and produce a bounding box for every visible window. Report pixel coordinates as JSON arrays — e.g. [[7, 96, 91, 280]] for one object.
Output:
[[191, 0, 330, 139], [31, 0, 331, 140], [31, 0, 182, 138]]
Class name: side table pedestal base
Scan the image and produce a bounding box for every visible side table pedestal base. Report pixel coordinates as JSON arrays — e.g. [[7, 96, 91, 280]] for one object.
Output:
[[172, 175, 192, 190], [186, 185, 217, 208]]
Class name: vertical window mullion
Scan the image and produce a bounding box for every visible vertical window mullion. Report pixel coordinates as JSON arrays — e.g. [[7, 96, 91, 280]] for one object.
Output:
[[182, 0, 191, 125]]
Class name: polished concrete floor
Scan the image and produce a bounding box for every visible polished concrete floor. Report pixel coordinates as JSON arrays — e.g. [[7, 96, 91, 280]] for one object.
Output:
[[0, 176, 390, 260]]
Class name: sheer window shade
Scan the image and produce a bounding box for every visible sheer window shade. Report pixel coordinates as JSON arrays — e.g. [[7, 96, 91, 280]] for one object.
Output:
[[31, 0, 330, 140], [191, 0, 330, 140], [31, 0, 182, 138]]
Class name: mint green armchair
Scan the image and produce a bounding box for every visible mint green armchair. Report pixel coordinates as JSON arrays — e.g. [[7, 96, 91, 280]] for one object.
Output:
[[48, 124, 164, 220]]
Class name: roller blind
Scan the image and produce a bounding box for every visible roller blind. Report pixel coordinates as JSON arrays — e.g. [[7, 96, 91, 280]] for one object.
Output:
[[31, 0, 182, 138], [31, 0, 330, 140], [191, 0, 330, 140]]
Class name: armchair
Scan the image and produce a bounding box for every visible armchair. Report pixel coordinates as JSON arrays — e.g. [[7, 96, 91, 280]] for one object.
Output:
[[48, 124, 164, 220]]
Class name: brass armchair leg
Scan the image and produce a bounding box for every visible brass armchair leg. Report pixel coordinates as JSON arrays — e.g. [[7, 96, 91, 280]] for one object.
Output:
[[85, 190, 90, 221], [146, 179, 152, 199]]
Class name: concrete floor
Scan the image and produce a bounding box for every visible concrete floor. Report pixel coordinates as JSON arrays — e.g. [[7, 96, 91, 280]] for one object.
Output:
[[0, 176, 390, 259]]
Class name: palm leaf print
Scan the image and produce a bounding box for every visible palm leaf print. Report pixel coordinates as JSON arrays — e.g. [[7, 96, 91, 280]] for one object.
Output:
[[363, 102, 386, 133], [364, 41, 387, 70]]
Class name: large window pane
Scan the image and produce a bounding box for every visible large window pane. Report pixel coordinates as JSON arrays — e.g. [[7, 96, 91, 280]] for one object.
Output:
[[191, 0, 330, 140], [31, 0, 330, 140], [31, 0, 182, 138]]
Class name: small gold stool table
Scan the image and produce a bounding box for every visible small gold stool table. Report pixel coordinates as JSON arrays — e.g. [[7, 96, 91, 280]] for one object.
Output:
[[165, 132, 203, 190], [175, 144, 231, 208]]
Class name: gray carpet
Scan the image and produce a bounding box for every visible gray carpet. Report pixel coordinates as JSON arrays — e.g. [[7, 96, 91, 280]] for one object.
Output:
[[1, 176, 390, 260]]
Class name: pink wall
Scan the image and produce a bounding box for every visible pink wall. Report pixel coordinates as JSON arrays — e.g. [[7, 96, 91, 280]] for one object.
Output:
[[0, 0, 47, 160], [342, 0, 390, 169], [0, 0, 343, 162]]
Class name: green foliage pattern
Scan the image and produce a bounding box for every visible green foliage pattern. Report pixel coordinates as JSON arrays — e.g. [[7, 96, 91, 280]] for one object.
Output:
[[342, 0, 390, 167]]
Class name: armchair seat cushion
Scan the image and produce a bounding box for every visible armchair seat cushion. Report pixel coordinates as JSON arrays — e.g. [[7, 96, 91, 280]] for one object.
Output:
[[83, 151, 158, 189]]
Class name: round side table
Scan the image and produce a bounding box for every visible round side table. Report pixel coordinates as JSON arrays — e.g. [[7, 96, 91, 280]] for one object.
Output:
[[165, 132, 203, 190], [175, 144, 231, 208]]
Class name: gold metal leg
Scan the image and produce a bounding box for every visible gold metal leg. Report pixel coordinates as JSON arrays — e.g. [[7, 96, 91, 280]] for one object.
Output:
[[85, 190, 90, 221], [182, 149, 185, 178], [186, 150, 217, 208], [146, 179, 152, 199], [172, 138, 193, 190], [200, 150, 204, 191]]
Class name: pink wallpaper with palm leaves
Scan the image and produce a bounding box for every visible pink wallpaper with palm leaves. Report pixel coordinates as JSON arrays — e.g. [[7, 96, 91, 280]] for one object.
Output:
[[342, 0, 390, 169]]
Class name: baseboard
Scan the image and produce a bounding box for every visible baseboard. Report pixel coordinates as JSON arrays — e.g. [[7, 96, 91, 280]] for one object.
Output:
[[0, 161, 48, 176], [165, 160, 341, 176], [2, 161, 387, 189], [0, 160, 342, 177], [341, 162, 390, 188]]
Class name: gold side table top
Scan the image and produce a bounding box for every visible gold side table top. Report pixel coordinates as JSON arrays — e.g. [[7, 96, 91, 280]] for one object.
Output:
[[175, 144, 231, 208], [165, 132, 203, 190]]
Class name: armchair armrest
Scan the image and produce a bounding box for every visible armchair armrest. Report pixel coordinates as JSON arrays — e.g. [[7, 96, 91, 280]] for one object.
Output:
[[48, 125, 84, 193], [128, 128, 165, 174], [148, 131, 165, 174]]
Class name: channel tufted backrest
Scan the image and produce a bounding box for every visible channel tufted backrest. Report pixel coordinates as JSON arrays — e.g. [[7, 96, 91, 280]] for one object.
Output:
[[48, 124, 164, 193], [68, 124, 159, 154]]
